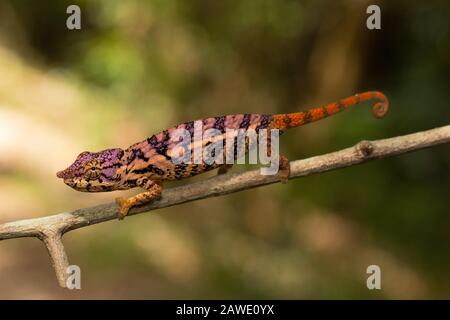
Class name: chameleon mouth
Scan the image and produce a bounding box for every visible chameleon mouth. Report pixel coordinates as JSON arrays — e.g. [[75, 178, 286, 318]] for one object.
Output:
[[62, 178, 76, 188], [64, 179, 105, 192]]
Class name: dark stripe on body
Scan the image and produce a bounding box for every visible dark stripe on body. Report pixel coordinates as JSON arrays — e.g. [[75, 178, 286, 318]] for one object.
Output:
[[132, 164, 165, 176], [214, 116, 226, 132], [127, 148, 150, 164], [255, 114, 272, 132], [239, 114, 251, 129]]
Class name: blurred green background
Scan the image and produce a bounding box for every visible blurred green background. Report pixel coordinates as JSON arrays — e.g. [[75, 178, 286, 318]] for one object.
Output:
[[0, 0, 448, 299]]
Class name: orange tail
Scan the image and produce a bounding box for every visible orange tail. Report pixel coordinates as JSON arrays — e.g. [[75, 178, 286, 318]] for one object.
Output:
[[270, 91, 389, 130]]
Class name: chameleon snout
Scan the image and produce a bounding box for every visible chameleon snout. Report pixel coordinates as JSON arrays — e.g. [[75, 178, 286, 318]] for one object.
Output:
[[56, 167, 74, 179]]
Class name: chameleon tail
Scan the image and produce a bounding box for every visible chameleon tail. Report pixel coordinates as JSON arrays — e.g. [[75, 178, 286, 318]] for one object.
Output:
[[269, 91, 389, 130]]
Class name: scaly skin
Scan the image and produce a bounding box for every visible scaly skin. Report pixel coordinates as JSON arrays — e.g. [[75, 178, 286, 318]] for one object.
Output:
[[57, 91, 389, 219]]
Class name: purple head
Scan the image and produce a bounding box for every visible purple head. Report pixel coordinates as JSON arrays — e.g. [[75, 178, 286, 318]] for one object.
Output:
[[57, 148, 125, 192]]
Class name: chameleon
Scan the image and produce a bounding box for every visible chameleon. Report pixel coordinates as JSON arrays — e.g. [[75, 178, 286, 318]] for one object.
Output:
[[57, 91, 389, 220]]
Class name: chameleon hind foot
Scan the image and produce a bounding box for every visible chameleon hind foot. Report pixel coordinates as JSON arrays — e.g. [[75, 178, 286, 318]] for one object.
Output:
[[278, 155, 290, 184], [217, 164, 233, 175], [115, 178, 162, 220]]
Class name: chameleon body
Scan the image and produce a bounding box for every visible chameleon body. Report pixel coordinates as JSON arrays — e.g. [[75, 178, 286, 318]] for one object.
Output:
[[57, 91, 389, 219]]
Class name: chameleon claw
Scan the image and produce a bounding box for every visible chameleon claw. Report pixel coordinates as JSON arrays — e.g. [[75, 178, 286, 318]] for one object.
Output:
[[278, 155, 290, 184], [115, 197, 130, 220], [279, 173, 289, 184]]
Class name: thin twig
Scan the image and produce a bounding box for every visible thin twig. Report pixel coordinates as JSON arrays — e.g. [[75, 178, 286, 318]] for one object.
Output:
[[1, 125, 449, 288]]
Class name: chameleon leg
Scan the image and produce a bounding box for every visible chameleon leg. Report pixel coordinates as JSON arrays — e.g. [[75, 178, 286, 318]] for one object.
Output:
[[217, 164, 233, 175], [278, 155, 290, 184], [115, 178, 162, 220]]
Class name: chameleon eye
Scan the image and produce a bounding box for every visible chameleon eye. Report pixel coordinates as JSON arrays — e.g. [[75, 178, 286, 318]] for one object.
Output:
[[84, 164, 101, 180], [86, 170, 99, 180]]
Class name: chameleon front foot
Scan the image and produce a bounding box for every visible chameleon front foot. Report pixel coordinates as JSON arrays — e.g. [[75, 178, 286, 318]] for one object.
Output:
[[115, 197, 131, 220], [115, 179, 163, 220]]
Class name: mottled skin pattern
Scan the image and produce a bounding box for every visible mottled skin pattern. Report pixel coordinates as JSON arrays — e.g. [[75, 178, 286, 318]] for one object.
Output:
[[57, 91, 389, 219]]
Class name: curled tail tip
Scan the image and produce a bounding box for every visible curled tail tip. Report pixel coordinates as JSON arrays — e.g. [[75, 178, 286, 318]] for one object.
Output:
[[369, 91, 389, 119], [372, 101, 389, 118]]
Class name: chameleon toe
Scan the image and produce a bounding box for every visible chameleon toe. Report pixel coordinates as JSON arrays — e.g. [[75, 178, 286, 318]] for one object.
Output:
[[115, 197, 130, 220]]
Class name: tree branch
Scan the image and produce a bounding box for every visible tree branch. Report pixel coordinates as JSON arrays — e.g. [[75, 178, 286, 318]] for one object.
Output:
[[1, 125, 449, 288]]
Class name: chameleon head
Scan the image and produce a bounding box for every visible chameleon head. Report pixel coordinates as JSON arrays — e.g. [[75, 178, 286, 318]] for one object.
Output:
[[56, 148, 125, 192]]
